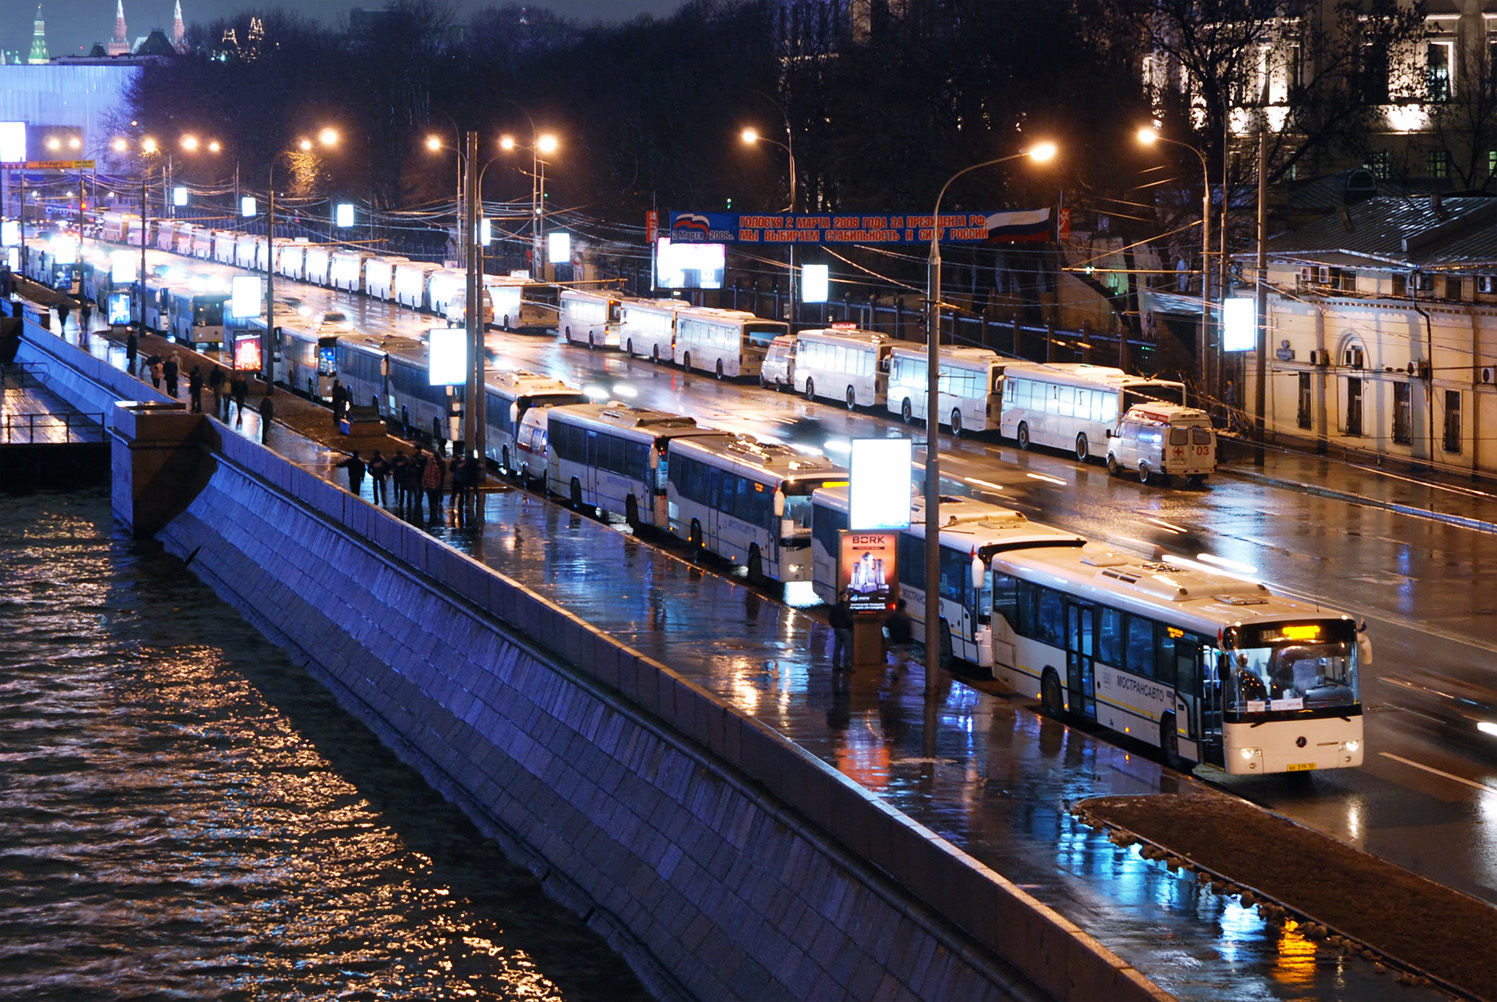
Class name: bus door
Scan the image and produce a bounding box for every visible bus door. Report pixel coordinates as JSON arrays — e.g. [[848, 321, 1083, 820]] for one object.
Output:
[[1065, 599, 1097, 719], [1195, 646, 1226, 766]]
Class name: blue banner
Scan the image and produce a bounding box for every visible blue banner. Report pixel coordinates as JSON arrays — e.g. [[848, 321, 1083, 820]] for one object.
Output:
[[668, 209, 1052, 245]]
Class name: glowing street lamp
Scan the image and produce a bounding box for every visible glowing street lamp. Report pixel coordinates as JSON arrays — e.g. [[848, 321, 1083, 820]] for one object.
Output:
[[740, 122, 798, 318], [1137, 126, 1212, 390], [500, 130, 559, 279], [922, 140, 1056, 694], [263, 128, 338, 382]]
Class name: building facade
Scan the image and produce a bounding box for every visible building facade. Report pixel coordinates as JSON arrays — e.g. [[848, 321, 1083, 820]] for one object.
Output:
[[1245, 195, 1497, 476]]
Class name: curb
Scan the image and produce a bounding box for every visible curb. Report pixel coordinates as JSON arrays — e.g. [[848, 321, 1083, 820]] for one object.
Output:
[[1219, 467, 1497, 536]]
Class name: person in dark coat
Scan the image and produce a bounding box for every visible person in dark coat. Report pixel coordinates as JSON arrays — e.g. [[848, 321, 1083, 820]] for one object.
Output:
[[422, 448, 446, 517], [829, 600, 855, 672], [389, 450, 409, 510], [231, 372, 249, 426], [187, 365, 204, 413], [79, 299, 92, 331], [148, 356, 164, 389], [334, 449, 367, 496], [258, 385, 275, 444], [163, 353, 180, 398], [367, 449, 390, 507], [407, 447, 429, 517], [208, 366, 227, 418], [885, 598, 914, 648], [330, 378, 346, 424], [125, 330, 138, 374], [56, 299, 71, 330]]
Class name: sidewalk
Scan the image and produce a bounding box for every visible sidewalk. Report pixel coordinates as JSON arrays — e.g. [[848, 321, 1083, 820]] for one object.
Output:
[[1218, 436, 1497, 535]]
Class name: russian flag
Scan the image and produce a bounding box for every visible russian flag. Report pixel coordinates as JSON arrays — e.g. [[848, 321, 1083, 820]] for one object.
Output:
[[984, 208, 1051, 244]]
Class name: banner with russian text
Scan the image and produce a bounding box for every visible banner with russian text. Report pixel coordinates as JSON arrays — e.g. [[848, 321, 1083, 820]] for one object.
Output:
[[668, 209, 1053, 245]]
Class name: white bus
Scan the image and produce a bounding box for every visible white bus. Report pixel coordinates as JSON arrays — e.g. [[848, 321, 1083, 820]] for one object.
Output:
[[191, 227, 215, 261], [394, 260, 442, 310], [792, 327, 895, 409], [236, 233, 260, 270], [666, 435, 847, 585], [999, 362, 1186, 463], [490, 276, 558, 332], [363, 256, 407, 302], [329, 249, 368, 292], [155, 220, 180, 252], [885, 344, 1005, 435], [280, 322, 339, 400], [545, 403, 732, 529], [275, 240, 305, 280], [620, 297, 690, 363], [426, 268, 466, 318], [810, 485, 1085, 666], [303, 245, 332, 287], [174, 224, 197, 256], [988, 544, 1364, 775], [167, 287, 229, 350], [212, 229, 237, 265], [673, 307, 787, 380], [482, 369, 590, 476], [559, 287, 627, 349], [335, 335, 459, 444]]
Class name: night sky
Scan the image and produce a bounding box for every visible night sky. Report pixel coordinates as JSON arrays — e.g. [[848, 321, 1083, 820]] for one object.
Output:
[[8, 0, 687, 59]]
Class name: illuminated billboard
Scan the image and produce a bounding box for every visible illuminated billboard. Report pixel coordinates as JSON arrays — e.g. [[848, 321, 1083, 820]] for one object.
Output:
[[335, 203, 355, 228], [838, 531, 898, 613], [655, 236, 724, 290], [849, 438, 912, 530], [230, 276, 261, 319], [1223, 297, 1256, 352], [240, 196, 256, 217], [428, 327, 466, 386], [547, 231, 571, 264], [802, 263, 829, 303], [0, 122, 25, 163]]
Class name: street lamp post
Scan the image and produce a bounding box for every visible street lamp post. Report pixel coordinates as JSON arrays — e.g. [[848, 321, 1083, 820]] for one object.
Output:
[[264, 128, 338, 384], [740, 125, 797, 322], [500, 131, 559, 280], [924, 142, 1056, 697], [112, 136, 161, 336], [1138, 127, 1212, 399]]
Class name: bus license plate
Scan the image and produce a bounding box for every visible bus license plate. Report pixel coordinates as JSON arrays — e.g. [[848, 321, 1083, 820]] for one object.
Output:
[[1286, 762, 1316, 772]]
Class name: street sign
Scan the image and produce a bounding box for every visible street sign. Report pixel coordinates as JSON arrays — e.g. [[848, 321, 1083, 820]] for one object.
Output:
[[0, 160, 96, 170]]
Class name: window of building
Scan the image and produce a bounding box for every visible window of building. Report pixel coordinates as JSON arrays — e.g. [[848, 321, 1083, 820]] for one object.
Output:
[[1361, 43, 1390, 104], [1444, 390, 1462, 454], [1428, 149, 1450, 179], [1393, 381, 1412, 445], [1427, 41, 1453, 102], [1489, 149, 1497, 177], [1346, 377, 1363, 436], [1365, 150, 1391, 180], [1297, 372, 1312, 430]]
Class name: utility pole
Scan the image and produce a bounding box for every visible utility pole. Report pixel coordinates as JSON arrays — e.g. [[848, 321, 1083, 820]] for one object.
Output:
[[1254, 130, 1267, 466], [464, 130, 483, 462]]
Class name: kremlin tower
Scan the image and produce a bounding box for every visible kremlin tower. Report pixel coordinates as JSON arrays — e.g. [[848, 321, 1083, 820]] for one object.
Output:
[[172, 0, 186, 51], [107, 0, 130, 57], [28, 6, 50, 64]]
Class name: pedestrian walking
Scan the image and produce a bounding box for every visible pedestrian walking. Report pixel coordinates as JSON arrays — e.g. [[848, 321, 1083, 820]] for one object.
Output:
[[408, 447, 429, 517], [163, 353, 180, 398], [208, 366, 227, 418], [422, 447, 446, 516], [390, 450, 409, 510], [258, 385, 275, 444], [148, 356, 164, 389], [330, 378, 346, 425], [126, 330, 138, 374], [829, 600, 854, 672], [231, 372, 249, 426], [884, 598, 914, 648], [56, 299, 71, 330], [334, 449, 367, 497], [79, 299, 92, 331], [188, 365, 204, 413], [367, 449, 390, 507]]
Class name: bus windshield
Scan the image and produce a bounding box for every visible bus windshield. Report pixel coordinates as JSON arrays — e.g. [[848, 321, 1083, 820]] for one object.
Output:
[[195, 300, 224, 325], [1224, 621, 1358, 713]]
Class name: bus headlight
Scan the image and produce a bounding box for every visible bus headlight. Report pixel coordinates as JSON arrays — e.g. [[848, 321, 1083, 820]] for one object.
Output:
[[1238, 747, 1262, 770], [1341, 740, 1360, 753]]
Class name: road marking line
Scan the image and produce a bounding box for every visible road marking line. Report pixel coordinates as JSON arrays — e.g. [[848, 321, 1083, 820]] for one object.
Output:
[[1379, 752, 1497, 793]]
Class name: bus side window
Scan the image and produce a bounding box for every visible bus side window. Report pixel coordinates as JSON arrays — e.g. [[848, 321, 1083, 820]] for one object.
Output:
[[992, 572, 1019, 625], [1035, 586, 1064, 646], [1124, 614, 1154, 678], [1156, 627, 1178, 687], [1098, 606, 1124, 665]]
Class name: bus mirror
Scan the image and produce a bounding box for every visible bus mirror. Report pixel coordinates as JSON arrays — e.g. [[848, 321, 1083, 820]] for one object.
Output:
[[971, 553, 984, 591], [773, 489, 785, 517], [1106, 428, 1115, 438], [649, 448, 660, 470], [509, 402, 520, 425]]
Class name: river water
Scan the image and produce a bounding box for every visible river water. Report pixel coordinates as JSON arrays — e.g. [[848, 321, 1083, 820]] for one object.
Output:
[[0, 490, 649, 1001]]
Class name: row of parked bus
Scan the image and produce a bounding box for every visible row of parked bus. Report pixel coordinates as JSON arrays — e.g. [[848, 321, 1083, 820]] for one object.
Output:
[[94, 212, 560, 333], [412, 356, 1361, 779]]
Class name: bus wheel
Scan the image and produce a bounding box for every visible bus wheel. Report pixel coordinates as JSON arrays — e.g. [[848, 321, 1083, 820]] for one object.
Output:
[[846, 386, 857, 410], [1075, 433, 1089, 462], [1187, 474, 1207, 487], [570, 477, 585, 511], [682, 351, 692, 372], [688, 519, 704, 555], [652, 344, 660, 363], [1041, 670, 1065, 719], [401, 406, 410, 432], [804, 378, 815, 401], [716, 359, 725, 380], [564, 326, 572, 343], [503, 315, 511, 330], [626, 339, 634, 356], [1138, 461, 1152, 485], [625, 494, 641, 529], [502, 446, 512, 476], [938, 620, 954, 670], [747, 544, 765, 585], [587, 333, 596, 350], [1106, 454, 1121, 477], [1160, 713, 1185, 771], [1016, 422, 1030, 450], [950, 409, 963, 436], [901, 398, 913, 425]]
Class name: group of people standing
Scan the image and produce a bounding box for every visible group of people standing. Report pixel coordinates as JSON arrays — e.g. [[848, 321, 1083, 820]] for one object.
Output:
[[335, 445, 483, 522]]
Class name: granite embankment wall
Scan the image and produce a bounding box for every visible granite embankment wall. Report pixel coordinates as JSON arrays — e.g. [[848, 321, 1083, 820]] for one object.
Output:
[[15, 307, 1170, 1001]]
